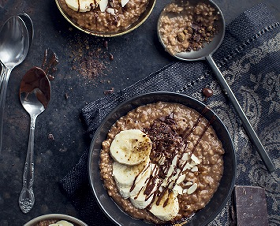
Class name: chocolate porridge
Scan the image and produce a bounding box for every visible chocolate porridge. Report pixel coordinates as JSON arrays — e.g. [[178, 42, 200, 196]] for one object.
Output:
[[34, 219, 77, 226], [159, 2, 220, 54], [99, 102, 224, 224], [58, 0, 150, 33]]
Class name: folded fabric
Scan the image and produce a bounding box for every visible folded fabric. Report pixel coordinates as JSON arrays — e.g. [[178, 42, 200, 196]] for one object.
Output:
[[60, 3, 280, 226]]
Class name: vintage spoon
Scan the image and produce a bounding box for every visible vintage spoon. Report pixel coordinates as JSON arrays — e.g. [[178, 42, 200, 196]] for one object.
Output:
[[0, 16, 30, 153], [18, 67, 51, 213], [158, 0, 275, 172]]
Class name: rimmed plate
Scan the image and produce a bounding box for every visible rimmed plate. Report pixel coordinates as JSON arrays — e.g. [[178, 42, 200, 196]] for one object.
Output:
[[88, 91, 236, 225]]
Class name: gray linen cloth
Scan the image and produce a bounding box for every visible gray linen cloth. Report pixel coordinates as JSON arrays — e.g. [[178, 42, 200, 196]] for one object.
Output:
[[60, 3, 280, 225]]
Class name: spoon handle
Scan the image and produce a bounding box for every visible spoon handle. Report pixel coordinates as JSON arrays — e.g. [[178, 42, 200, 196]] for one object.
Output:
[[19, 114, 37, 213], [0, 64, 12, 154], [206, 55, 275, 173]]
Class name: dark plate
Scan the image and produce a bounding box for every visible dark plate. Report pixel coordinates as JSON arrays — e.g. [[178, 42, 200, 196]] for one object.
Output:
[[88, 92, 236, 225]]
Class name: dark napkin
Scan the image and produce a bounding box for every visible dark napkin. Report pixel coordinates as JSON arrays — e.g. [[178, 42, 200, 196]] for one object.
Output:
[[60, 3, 280, 226]]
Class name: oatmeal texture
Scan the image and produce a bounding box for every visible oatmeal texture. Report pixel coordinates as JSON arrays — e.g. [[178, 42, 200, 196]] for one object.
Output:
[[34, 219, 77, 226], [99, 102, 224, 224], [59, 0, 149, 33], [159, 2, 219, 54]]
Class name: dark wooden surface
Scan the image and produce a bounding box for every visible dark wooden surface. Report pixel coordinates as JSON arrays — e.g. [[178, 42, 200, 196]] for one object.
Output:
[[0, 0, 279, 225]]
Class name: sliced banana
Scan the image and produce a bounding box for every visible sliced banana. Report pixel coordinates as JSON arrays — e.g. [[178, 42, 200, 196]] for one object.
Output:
[[129, 163, 152, 197], [130, 164, 159, 209], [130, 187, 154, 209], [49, 220, 74, 226], [149, 190, 179, 221], [65, 0, 98, 12], [112, 158, 149, 187], [115, 181, 131, 199], [110, 129, 152, 165]]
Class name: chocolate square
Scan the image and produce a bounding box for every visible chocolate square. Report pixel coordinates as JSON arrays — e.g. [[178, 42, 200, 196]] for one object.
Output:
[[234, 185, 269, 226]]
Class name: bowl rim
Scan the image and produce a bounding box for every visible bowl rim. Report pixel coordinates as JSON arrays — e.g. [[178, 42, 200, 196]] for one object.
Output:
[[23, 213, 87, 226], [55, 0, 157, 37], [88, 91, 236, 225]]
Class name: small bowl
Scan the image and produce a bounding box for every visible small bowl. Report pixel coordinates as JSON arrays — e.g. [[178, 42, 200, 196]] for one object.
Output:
[[24, 214, 87, 226], [88, 92, 236, 225], [55, 0, 156, 37]]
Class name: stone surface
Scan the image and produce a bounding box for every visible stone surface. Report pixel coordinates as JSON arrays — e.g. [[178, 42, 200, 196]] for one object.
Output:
[[0, 0, 279, 225]]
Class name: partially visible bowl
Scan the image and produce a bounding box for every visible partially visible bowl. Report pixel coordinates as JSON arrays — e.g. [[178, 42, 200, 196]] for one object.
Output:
[[24, 214, 87, 226], [55, 0, 156, 37], [88, 92, 236, 225]]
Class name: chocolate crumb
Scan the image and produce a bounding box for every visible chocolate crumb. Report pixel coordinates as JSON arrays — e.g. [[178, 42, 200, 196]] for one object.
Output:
[[109, 53, 114, 61], [48, 75, 55, 81], [104, 87, 115, 95], [104, 40, 109, 49], [202, 87, 213, 101], [48, 133, 55, 140], [59, 147, 67, 153]]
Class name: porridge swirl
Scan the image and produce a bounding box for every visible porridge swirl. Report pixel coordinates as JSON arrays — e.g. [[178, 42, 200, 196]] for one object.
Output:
[[100, 102, 224, 224]]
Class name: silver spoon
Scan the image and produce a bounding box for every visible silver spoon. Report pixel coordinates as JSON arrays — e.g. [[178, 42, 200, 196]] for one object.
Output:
[[158, 0, 275, 173], [0, 16, 30, 153], [18, 67, 51, 213], [18, 13, 34, 49]]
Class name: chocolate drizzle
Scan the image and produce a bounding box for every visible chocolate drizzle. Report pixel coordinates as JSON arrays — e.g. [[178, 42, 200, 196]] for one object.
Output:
[[19, 67, 50, 109], [143, 107, 215, 207], [19, 49, 58, 110]]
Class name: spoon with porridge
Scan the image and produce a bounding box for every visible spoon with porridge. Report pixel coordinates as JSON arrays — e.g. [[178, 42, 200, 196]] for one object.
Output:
[[157, 0, 275, 173]]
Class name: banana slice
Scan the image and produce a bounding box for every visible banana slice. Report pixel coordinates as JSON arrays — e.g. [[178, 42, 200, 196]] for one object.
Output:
[[129, 163, 152, 197], [130, 187, 154, 209], [113, 160, 150, 199], [65, 0, 99, 12], [130, 164, 160, 209], [149, 190, 179, 221], [115, 181, 131, 199], [49, 220, 74, 226], [112, 159, 150, 187], [110, 129, 152, 165]]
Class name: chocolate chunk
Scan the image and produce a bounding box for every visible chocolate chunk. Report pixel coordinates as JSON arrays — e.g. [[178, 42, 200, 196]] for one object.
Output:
[[234, 186, 269, 226]]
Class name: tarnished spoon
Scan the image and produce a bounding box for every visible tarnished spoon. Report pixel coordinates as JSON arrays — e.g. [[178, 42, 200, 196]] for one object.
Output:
[[18, 67, 51, 213], [0, 16, 30, 153], [157, 0, 275, 172]]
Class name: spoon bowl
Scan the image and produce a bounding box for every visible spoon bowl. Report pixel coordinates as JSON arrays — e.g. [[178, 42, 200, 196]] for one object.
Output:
[[157, 0, 275, 172], [158, 0, 225, 61], [18, 67, 51, 213], [0, 16, 29, 67], [0, 16, 30, 153]]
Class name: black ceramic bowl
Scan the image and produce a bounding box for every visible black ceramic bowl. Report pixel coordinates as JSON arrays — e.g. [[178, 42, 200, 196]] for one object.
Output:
[[24, 214, 87, 226], [55, 0, 156, 37], [88, 92, 236, 225]]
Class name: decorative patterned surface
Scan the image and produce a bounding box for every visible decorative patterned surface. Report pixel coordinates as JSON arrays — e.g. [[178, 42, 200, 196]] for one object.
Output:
[[61, 3, 279, 226]]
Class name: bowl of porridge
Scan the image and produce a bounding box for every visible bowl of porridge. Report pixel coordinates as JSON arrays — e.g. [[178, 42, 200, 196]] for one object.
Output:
[[24, 214, 87, 226], [157, 0, 225, 59], [88, 92, 236, 225], [55, 0, 156, 37]]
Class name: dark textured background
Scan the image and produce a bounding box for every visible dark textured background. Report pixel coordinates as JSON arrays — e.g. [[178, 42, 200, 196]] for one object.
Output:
[[0, 0, 279, 225]]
